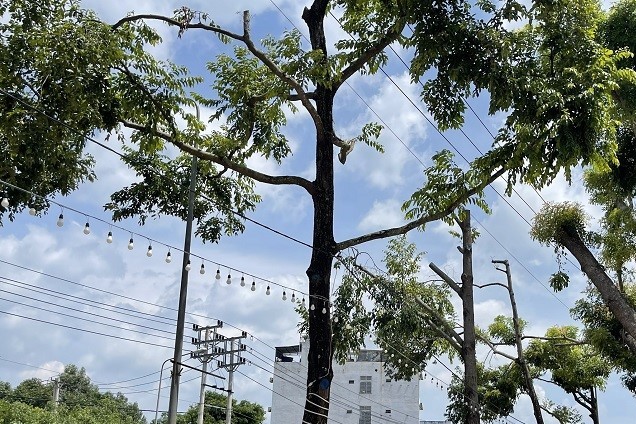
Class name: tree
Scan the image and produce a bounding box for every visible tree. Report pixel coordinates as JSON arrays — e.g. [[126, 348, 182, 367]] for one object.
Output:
[[0, 382, 11, 401], [1, 0, 633, 422], [11, 378, 51, 408], [155, 391, 264, 424]]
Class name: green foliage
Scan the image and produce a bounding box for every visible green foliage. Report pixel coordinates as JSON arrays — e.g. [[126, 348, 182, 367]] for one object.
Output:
[[329, 236, 455, 379], [549, 271, 570, 292], [487, 315, 526, 346], [11, 378, 51, 408], [530, 202, 589, 246], [155, 391, 264, 424], [572, 284, 636, 393], [446, 362, 522, 423]]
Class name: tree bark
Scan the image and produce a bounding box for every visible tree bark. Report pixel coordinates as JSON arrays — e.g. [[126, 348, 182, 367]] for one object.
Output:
[[559, 228, 636, 354], [494, 260, 544, 424], [459, 211, 480, 424], [302, 3, 337, 424]]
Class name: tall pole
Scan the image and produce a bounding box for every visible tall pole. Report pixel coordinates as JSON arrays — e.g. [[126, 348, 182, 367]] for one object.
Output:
[[154, 358, 173, 424], [51, 377, 60, 408], [167, 105, 199, 424], [225, 340, 235, 424], [197, 329, 210, 424]]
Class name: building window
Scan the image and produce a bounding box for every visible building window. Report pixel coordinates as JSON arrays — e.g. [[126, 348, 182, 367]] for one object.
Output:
[[359, 406, 371, 424], [346, 410, 352, 414], [359, 376, 372, 394], [349, 379, 355, 384], [385, 409, 391, 414]]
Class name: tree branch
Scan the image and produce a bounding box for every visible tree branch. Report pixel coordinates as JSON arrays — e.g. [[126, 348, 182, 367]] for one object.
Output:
[[476, 335, 518, 362], [335, 167, 506, 251], [111, 14, 243, 40], [120, 120, 315, 194], [428, 262, 462, 295], [474, 282, 508, 290], [414, 297, 463, 349]]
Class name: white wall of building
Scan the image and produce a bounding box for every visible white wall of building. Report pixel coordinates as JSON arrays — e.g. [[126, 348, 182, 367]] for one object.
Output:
[[270, 342, 419, 424]]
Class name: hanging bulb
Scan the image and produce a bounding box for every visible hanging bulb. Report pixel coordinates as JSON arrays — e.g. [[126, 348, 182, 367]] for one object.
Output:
[[199, 263, 205, 275], [266, 286, 271, 295], [291, 292, 295, 302], [240, 276, 245, 287], [56, 213, 64, 227], [282, 291, 287, 301], [226, 274, 232, 285], [106, 231, 113, 244], [322, 307, 327, 314], [302, 297, 306, 308], [310, 303, 315, 311], [250, 281, 256, 291], [165, 251, 172, 263], [334, 316, 339, 323], [1, 197, 8, 208], [127, 237, 134, 250], [146, 245, 153, 257], [215, 268, 221, 280], [83, 222, 91, 235], [185, 260, 191, 271], [29, 207, 37, 216]]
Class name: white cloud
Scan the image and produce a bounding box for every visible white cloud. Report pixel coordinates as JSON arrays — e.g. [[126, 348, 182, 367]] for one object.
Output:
[[357, 199, 405, 233]]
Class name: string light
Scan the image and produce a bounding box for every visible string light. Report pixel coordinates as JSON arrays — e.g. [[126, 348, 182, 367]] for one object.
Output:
[[310, 303, 315, 311], [333, 316, 339, 323], [226, 273, 232, 285], [266, 286, 271, 295], [282, 291, 287, 301], [215, 268, 221, 280], [165, 250, 172, 263], [28, 207, 37, 216], [240, 276, 245, 287], [291, 292, 295, 303], [185, 260, 192, 271], [302, 297, 306, 308], [199, 263, 205, 275], [146, 244, 153, 257], [83, 221, 91, 235], [127, 237, 134, 250], [56, 213, 64, 227], [321, 307, 327, 314], [106, 231, 113, 244], [1, 197, 8, 208], [251, 281, 256, 291]]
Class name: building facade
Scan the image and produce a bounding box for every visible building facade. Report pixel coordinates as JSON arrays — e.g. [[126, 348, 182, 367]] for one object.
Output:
[[270, 341, 419, 424]]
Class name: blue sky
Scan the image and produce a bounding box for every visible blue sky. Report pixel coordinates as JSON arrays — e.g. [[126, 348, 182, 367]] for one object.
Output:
[[1, 1, 635, 423]]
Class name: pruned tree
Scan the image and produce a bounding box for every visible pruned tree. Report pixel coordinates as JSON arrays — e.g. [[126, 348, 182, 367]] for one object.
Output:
[[1, 0, 634, 423]]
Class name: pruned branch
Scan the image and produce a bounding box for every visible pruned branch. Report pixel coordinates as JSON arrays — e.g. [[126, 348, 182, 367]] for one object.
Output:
[[429, 262, 462, 295], [476, 335, 518, 361], [120, 119, 315, 194], [474, 282, 508, 289], [415, 297, 463, 349], [335, 167, 506, 250]]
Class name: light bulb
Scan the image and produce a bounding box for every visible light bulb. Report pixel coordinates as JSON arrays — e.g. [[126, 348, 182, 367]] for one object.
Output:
[[322, 307, 327, 314], [301, 298, 306, 307], [266, 286, 271, 295], [282, 291, 287, 301], [127, 238, 134, 250], [310, 303, 315, 311], [240, 276, 245, 286], [106, 231, 113, 244], [83, 222, 91, 235], [215, 269, 221, 280], [291, 292, 295, 302], [146, 245, 153, 257], [199, 264, 205, 274], [165, 251, 172, 263], [251, 281, 256, 291], [29, 207, 37, 216], [1, 197, 8, 208], [334, 316, 339, 323], [56, 213, 64, 227], [226, 274, 232, 285], [185, 261, 191, 271]]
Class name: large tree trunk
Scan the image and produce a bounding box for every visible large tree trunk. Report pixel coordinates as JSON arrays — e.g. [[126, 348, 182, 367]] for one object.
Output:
[[459, 212, 480, 424], [559, 228, 636, 354], [302, 2, 337, 424]]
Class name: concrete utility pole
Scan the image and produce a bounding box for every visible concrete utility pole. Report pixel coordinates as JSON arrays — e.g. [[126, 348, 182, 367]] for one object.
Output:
[[51, 377, 60, 408], [192, 321, 223, 424], [167, 105, 200, 424]]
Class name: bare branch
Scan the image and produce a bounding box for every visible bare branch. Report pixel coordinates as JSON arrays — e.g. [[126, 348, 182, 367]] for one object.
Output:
[[120, 119, 315, 194], [428, 262, 462, 295], [418, 313, 463, 353], [335, 167, 506, 250], [521, 335, 585, 345], [414, 297, 463, 347], [111, 14, 243, 40], [474, 282, 508, 290], [476, 335, 518, 361]]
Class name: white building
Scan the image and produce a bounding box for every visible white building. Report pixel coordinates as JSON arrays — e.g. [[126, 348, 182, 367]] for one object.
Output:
[[270, 341, 420, 424]]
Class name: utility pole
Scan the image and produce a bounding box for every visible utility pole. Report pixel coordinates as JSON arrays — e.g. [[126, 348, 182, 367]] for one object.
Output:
[[51, 377, 60, 408], [167, 104, 200, 424], [218, 331, 247, 424], [192, 321, 224, 424]]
